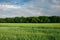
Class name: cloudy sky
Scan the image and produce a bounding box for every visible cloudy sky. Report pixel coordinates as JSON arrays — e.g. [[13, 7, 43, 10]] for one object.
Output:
[[0, 0, 60, 18]]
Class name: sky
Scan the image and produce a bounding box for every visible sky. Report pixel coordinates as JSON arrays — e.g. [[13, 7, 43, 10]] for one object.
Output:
[[0, 0, 60, 18]]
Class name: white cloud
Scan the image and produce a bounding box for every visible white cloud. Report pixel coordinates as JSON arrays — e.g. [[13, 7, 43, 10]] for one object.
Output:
[[51, 5, 60, 9], [0, 4, 21, 11]]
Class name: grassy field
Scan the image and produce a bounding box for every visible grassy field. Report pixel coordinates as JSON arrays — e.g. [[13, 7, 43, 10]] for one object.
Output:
[[0, 23, 60, 27], [0, 23, 60, 40]]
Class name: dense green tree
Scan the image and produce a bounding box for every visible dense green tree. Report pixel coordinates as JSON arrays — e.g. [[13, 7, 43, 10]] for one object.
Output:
[[50, 16, 59, 23], [5, 18, 15, 23], [0, 18, 6, 23], [0, 16, 60, 23], [31, 17, 38, 23]]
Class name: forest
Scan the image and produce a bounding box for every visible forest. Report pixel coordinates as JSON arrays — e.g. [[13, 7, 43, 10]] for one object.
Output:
[[0, 16, 60, 23]]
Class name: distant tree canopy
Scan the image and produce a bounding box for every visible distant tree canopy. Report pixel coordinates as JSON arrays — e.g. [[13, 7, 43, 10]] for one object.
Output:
[[0, 16, 60, 23]]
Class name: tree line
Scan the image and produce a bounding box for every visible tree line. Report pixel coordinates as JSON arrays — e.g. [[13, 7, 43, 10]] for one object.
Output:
[[0, 16, 60, 23]]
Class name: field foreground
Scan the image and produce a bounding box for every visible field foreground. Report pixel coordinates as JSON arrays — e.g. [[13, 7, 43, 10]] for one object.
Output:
[[0, 23, 60, 40]]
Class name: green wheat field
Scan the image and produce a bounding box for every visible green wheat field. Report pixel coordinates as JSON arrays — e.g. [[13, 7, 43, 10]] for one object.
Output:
[[0, 23, 60, 40]]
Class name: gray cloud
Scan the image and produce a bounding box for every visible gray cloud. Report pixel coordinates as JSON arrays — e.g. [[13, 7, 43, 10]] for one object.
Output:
[[0, 0, 60, 18]]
